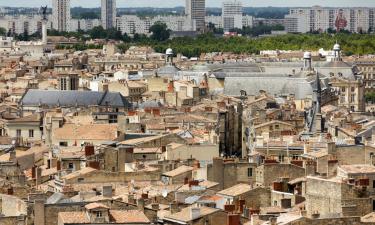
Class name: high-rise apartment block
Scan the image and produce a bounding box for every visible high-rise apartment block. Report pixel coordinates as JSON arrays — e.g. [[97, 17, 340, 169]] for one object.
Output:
[[101, 0, 116, 29], [52, 0, 71, 32], [285, 6, 375, 33], [222, 0, 243, 32], [186, 0, 206, 31]]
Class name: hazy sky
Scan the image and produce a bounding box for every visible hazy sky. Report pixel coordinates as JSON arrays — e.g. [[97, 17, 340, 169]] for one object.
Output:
[[1, 0, 375, 8]]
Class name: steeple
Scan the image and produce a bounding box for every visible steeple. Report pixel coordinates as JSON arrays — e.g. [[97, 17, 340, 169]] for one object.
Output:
[[314, 71, 322, 114]]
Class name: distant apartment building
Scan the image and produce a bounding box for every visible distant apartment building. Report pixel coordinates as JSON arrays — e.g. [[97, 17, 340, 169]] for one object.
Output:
[[101, 0, 116, 29], [52, 0, 71, 32], [0, 14, 53, 35], [222, 0, 243, 31], [186, 0, 206, 31], [70, 19, 101, 32], [117, 15, 194, 35], [285, 6, 375, 33], [206, 15, 253, 30]]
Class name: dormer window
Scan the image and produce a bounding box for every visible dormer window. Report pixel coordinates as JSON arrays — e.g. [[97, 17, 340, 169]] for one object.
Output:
[[96, 211, 103, 218]]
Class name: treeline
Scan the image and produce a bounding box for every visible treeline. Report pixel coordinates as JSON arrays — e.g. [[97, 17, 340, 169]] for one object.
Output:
[[149, 33, 375, 58], [6, 24, 375, 59], [47, 29, 375, 58]]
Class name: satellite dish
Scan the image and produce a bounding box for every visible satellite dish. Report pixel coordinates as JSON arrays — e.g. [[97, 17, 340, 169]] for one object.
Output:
[[162, 189, 168, 198]]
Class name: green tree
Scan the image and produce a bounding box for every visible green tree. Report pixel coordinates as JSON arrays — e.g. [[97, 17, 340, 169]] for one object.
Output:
[[0, 27, 6, 36], [89, 26, 107, 39], [149, 22, 170, 42]]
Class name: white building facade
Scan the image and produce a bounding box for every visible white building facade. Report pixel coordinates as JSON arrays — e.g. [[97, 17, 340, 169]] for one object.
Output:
[[117, 15, 194, 35], [285, 6, 375, 33], [52, 0, 71, 32], [0, 14, 53, 35], [222, 0, 243, 31], [70, 19, 101, 32]]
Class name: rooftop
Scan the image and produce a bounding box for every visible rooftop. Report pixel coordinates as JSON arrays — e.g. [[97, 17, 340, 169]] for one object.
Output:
[[339, 165, 375, 174], [217, 183, 252, 197], [164, 206, 219, 223], [163, 165, 194, 177]]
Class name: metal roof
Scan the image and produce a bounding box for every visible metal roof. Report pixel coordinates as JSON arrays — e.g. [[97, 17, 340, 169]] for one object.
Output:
[[21, 89, 131, 108]]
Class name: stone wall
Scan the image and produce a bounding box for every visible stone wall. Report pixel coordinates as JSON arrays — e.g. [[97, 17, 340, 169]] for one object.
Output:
[[64, 170, 161, 184]]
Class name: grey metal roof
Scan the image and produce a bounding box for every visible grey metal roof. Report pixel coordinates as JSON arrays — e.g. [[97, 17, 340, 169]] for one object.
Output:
[[21, 90, 131, 108], [133, 100, 163, 109], [157, 65, 180, 77], [224, 76, 327, 99]]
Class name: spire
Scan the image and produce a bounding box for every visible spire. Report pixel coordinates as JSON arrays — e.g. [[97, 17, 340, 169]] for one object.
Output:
[[314, 71, 322, 114]]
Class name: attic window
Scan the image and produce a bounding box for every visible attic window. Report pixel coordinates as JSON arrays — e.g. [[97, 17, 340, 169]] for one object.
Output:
[[96, 211, 103, 218]]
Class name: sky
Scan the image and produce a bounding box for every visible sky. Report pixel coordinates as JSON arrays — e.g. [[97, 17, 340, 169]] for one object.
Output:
[[0, 0, 375, 8]]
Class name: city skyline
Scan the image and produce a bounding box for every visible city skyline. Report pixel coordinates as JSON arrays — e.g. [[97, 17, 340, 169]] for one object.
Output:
[[1, 0, 375, 8]]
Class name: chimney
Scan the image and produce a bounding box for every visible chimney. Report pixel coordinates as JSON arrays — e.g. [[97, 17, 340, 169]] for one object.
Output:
[[224, 204, 236, 213], [170, 201, 180, 214], [137, 198, 145, 212], [190, 207, 200, 220], [189, 180, 199, 188], [102, 185, 113, 198], [327, 158, 338, 177], [227, 214, 240, 225], [151, 203, 159, 210], [32, 165, 37, 179], [128, 194, 135, 204], [85, 145, 95, 157], [193, 160, 200, 169], [57, 160, 61, 171], [327, 142, 336, 154], [36, 167, 42, 186], [238, 199, 245, 213], [303, 143, 311, 154], [34, 199, 45, 225], [269, 217, 277, 225], [9, 150, 16, 163]]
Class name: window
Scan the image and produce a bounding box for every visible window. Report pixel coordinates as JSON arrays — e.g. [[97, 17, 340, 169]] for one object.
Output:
[[341, 87, 346, 92], [350, 94, 356, 103], [351, 87, 355, 92], [78, 178, 84, 182], [96, 211, 103, 218], [16, 129, 21, 137], [109, 115, 118, 123], [275, 124, 280, 130], [247, 168, 253, 177], [59, 142, 68, 147], [68, 163, 74, 169], [29, 129, 34, 138], [373, 180, 375, 188], [340, 96, 345, 104]]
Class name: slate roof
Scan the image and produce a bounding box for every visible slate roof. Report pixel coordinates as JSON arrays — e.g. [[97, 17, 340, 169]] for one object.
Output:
[[21, 90, 131, 108], [224, 76, 317, 99], [157, 65, 180, 77]]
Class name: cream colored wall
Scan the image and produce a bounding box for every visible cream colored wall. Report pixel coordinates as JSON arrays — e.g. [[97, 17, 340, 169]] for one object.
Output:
[[164, 144, 219, 161]]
